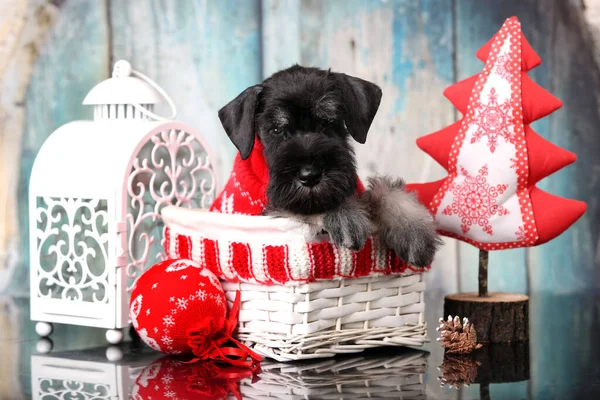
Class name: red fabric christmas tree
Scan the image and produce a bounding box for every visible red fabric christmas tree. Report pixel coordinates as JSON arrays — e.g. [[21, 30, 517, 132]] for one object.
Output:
[[406, 17, 586, 250]]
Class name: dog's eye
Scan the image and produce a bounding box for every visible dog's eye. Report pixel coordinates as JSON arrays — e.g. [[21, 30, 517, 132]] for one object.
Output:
[[319, 120, 336, 132], [270, 128, 285, 136]]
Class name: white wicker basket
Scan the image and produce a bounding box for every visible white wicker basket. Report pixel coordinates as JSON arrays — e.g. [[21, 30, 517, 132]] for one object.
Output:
[[222, 274, 427, 362], [162, 205, 429, 361], [238, 349, 428, 399]]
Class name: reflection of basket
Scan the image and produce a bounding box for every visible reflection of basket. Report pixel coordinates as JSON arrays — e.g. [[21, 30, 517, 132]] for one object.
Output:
[[239, 349, 428, 399], [162, 206, 429, 361]]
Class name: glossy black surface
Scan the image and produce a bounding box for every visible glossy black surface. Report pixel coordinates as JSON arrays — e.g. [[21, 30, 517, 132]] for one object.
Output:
[[1, 293, 599, 399]]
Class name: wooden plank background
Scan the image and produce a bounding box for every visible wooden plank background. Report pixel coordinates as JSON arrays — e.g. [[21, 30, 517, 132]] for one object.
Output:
[[0, 1, 598, 398]]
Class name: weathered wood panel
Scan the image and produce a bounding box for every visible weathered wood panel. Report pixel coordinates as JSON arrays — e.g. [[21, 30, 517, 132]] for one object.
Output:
[[110, 0, 262, 187], [528, 1, 600, 398], [0, 0, 60, 293], [263, 2, 459, 399], [528, 0, 600, 293], [12, 0, 109, 296]]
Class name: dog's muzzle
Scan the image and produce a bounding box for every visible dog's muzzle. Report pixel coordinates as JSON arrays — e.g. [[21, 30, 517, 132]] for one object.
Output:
[[297, 165, 322, 187]]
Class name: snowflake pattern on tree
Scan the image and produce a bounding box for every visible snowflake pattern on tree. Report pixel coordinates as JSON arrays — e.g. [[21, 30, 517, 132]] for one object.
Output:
[[515, 225, 527, 241], [442, 165, 509, 235], [470, 88, 516, 153], [493, 53, 514, 80]]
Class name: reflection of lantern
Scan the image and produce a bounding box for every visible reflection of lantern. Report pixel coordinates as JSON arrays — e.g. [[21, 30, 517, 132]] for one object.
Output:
[[31, 345, 160, 399], [29, 60, 217, 345]]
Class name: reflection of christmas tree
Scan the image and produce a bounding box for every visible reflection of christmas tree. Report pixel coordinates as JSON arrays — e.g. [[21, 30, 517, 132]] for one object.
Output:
[[407, 16, 587, 343]]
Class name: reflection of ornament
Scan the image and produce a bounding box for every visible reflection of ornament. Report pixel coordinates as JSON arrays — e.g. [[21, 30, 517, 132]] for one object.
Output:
[[438, 354, 481, 389], [437, 315, 482, 355], [29, 60, 216, 344], [132, 356, 259, 400], [130, 259, 261, 368]]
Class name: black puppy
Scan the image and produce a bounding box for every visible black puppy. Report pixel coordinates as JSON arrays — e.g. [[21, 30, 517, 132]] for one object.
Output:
[[218, 65, 441, 267]]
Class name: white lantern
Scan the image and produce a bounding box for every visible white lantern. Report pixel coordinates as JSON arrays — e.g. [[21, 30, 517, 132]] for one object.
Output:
[[29, 60, 217, 345]]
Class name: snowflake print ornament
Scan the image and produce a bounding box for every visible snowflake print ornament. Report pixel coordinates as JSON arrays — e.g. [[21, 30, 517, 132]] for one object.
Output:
[[132, 356, 259, 400], [129, 259, 261, 368], [406, 16, 586, 251]]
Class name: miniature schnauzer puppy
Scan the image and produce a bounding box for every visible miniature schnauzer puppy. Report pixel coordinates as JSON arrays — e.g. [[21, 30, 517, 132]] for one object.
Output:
[[218, 65, 442, 267]]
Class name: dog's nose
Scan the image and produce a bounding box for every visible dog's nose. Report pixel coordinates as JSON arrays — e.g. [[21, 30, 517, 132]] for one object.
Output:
[[298, 166, 322, 187]]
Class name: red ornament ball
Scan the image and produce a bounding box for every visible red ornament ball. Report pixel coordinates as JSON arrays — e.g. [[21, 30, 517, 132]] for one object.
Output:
[[129, 258, 227, 355]]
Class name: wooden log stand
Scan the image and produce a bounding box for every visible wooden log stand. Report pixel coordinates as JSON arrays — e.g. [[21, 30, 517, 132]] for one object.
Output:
[[443, 250, 529, 343]]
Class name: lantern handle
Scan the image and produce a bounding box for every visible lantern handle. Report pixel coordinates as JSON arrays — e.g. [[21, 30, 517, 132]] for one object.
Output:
[[112, 60, 177, 121], [130, 68, 177, 121]]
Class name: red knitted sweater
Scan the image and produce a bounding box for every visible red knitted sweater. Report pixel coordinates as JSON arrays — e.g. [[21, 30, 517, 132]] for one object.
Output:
[[211, 138, 365, 215]]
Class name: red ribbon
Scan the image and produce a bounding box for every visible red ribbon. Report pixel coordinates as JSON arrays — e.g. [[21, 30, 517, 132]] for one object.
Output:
[[185, 362, 261, 400], [185, 290, 262, 371]]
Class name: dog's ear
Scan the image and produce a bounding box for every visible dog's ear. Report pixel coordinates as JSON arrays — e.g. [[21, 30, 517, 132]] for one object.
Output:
[[218, 85, 262, 160], [336, 73, 382, 144]]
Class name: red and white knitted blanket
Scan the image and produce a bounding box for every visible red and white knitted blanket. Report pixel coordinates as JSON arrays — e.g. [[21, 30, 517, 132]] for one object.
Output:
[[163, 139, 427, 285]]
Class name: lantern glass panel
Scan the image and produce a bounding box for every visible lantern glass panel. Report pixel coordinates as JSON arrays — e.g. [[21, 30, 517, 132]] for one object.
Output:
[[34, 196, 111, 304]]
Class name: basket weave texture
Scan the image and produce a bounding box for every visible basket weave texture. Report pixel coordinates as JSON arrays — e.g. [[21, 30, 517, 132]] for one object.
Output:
[[222, 273, 427, 361], [239, 349, 427, 399]]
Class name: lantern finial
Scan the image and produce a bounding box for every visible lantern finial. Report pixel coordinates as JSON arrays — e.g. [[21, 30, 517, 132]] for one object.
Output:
[[83, 60, 177, 121], [112, 60, 133, 78]]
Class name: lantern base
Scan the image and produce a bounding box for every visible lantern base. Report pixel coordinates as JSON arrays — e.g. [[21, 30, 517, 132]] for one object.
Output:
[[35, 321, 54, 337], [105, 329, 124, 345], [443, 292, 529, 343]]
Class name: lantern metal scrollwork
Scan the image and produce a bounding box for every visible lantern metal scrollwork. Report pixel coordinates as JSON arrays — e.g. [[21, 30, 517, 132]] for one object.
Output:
[[29, 60, 217, 347]]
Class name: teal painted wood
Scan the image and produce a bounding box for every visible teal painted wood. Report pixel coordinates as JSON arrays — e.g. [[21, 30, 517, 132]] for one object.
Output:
[[527, 1, 600, 398], [455, 0, 556, 295], [110, 0, 262, 187], [530, 293, 600, 399], [262, 2, 458, 399], [459, 381, 529, 400], [261, 0, 301, 78], [528, 0, 599, 293], [14, 0, 110, 296]]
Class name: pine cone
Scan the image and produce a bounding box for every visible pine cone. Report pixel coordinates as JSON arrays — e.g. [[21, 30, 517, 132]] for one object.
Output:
[[438, 354, 481, 389], [436, 315, 483, 355]]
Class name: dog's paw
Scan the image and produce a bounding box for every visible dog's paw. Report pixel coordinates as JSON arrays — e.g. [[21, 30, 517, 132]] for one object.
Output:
[[400, 231, 442, 268], [385, 221, 443, 267], [364, 184, 443, 267], [323, 199, 372, 251]]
